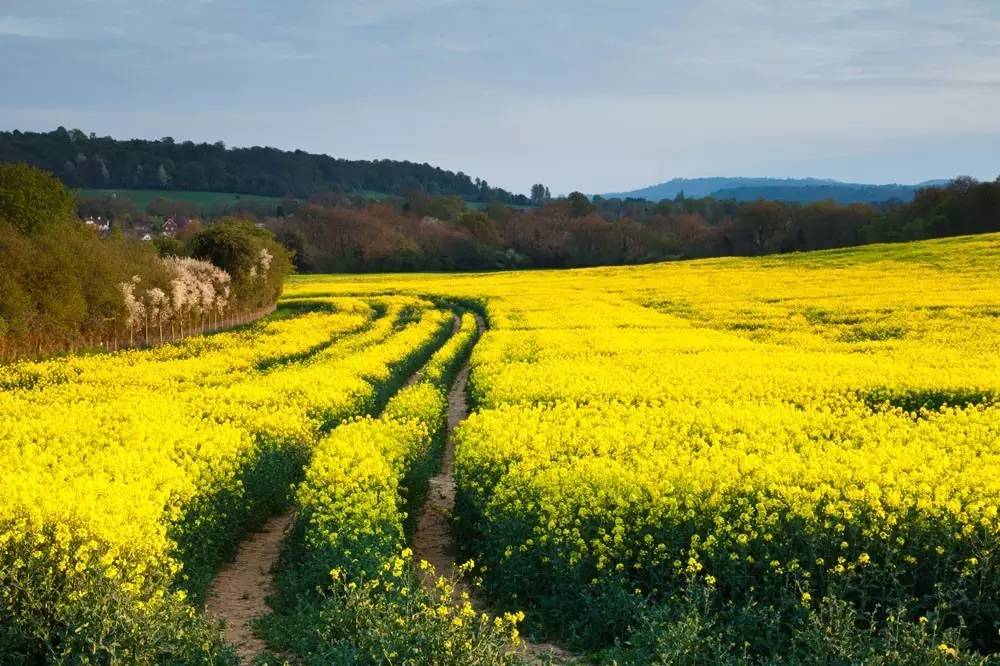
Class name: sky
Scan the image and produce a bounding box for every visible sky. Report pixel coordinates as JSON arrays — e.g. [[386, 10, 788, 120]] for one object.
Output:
[[1, 0, 999, 195]]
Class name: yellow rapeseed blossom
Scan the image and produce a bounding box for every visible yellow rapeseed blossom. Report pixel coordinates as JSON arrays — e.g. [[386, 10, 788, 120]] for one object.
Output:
[[1, 295, 454, 648], [285, 233, 1000, 643]]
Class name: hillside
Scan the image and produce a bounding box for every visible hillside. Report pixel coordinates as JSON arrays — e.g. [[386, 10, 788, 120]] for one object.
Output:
[[79, 188, 284, 214], [602, 176, 950, 203], [710, 183, 927, 204], [0, 128, 530, 205]]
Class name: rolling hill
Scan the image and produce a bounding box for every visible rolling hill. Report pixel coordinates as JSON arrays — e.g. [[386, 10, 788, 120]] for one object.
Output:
[[601, 177, 950, 203]]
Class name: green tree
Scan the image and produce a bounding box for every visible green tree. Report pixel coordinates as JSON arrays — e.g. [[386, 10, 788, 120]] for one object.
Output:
[[453, 210, 500, 244], [147, 197, 199, 219], [276, 227, 311, 272], [186, 218, 292, 309], [0, 163, 75, 235], [730, 200, 788, 253], [530, 183, 550, 205]]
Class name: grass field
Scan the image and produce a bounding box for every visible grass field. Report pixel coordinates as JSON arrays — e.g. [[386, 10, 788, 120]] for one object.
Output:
[[78, 188, 284, 213], [78, 188, 534, 215], [2, 234, 999, 663]]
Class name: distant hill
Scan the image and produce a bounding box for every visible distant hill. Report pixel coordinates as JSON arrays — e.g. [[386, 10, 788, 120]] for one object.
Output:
[[709, 184, 937, 205], [0, 128, 530, 205], [601, 177, 950, 204]]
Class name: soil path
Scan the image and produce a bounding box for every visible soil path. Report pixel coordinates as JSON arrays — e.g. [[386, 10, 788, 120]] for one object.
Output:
[[405, 315, 461, 388], [205, 313, 461, 663], [410, 358, 470, 580], [205, 512, 294, 663], [410, 314, 574, 664]]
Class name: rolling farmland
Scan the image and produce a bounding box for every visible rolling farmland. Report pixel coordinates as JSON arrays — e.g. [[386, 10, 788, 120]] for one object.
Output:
[[2, 234, 999, 663], [78, 188, 284, 213]]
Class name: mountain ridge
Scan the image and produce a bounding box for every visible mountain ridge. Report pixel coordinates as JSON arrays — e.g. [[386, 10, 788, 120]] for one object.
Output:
[[601, 177, 951, 203]]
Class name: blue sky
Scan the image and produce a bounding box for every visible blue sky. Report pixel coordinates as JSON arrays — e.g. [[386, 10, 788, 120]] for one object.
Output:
[[1, 1, 999, 194]]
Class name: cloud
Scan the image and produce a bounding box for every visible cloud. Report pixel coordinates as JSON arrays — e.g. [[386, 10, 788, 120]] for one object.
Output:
[[1, 0, 999, 192], [0, 16, 67, 39]]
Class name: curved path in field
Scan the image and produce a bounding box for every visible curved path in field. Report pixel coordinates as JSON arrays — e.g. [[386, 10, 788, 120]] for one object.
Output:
[[205, 313, 459, 664], [410, 355, 471, 580], [410, 313, 574, 665], [205, 513, 293, 662], [206, 310, 570, 663]]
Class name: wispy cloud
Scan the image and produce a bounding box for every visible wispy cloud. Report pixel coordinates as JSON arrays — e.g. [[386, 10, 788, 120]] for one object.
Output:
[[1, 0, 998, 192], [0, 16, 67, 39]]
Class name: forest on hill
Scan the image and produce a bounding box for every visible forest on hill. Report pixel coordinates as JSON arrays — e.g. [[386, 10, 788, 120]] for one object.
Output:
[[602, 176, 950, 204], [264, 177, 1000, 272], [0, 128, 530, 205], [69, 170, 1000, 273]]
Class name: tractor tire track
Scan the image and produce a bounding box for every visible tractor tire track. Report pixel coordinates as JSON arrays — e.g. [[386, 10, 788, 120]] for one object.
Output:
[[410, 313, 574, 664]]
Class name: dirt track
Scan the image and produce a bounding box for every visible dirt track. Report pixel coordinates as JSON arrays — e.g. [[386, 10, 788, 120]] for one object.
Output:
[[205, 512, 293, 663], [410, 314, 574, 664]]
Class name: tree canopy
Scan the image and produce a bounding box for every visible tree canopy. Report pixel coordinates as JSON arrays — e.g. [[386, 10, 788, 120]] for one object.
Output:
[[0, 162, 76, 235], [0, 128, 531, 204], [0, 163, 292, 359]]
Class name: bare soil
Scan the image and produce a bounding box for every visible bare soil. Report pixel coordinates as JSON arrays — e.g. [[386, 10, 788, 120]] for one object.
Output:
[[204, 311, 572, 663], [205, 512, 294, 664], [411, 359, 469, 580], [203, 313, 463, 663], [404, 314, 461, 388], [410, 314, 575, 664]]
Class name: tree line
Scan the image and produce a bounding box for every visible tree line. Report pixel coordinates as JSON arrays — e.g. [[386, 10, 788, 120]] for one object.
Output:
[[0, 163, 291, 359], [261, 177, 1000, 272], [3, 158, 998, 354], [0, 128, 530, 204]]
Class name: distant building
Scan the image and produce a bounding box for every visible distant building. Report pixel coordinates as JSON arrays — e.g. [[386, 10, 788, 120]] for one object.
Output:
[[83, 217, 110, 233], [161, 216, 191, 237]]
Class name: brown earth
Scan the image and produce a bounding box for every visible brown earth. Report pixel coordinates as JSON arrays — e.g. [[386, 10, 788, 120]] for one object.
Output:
[[411, 359, 469, 580], [205, 311, 571, 663], [205, 512, 294, 664], [203, 312, 462, 663], [410, 314, 575, 665]]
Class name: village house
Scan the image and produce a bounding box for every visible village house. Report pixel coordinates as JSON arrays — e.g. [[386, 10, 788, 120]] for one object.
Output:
[[161, 216, 191, 237]]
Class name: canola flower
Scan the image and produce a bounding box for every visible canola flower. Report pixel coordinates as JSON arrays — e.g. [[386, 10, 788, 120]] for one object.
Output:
[[0, 295, 455, 659], [286, 233, 1000, 651], [5, 233, 1000, 658], [279, 314, 521, 663], [422, 312, 479, 388]]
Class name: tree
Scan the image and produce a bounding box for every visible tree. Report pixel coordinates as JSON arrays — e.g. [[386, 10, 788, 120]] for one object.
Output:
[[152, 235, 184, 257], [0, 163, 76, 236], [186, 218, 291, 309], [453, 210, 500, 245], [404, 193, 464, 222], [147, 197, 198, 219], [0, 128, 531, 205], [530, 183, 550, 205], [276, 228, 311, 272], [567, 191, 595, 218], [729, 201, 788, 254], [156, 164, 170, 188], [77, 193, 140, 222]]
